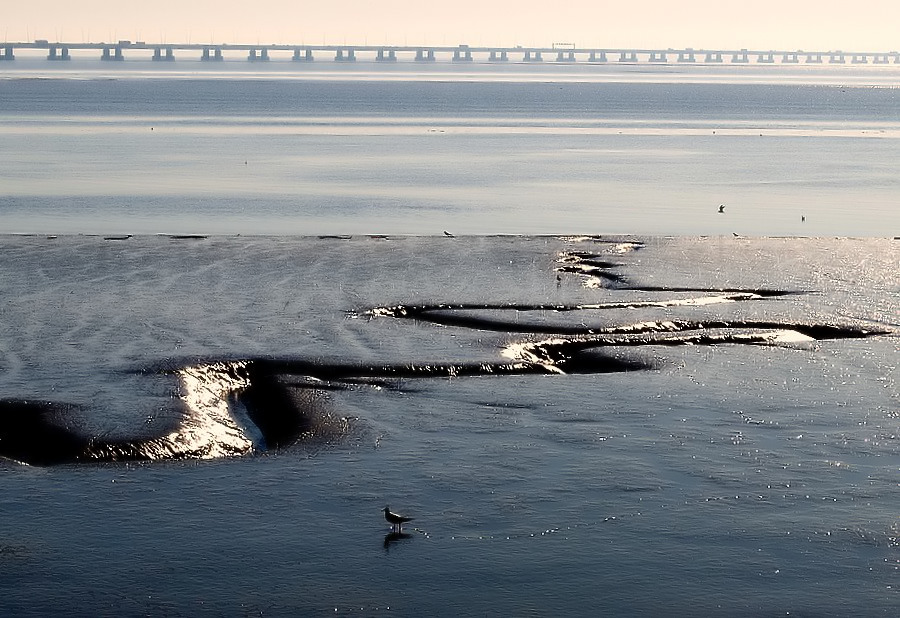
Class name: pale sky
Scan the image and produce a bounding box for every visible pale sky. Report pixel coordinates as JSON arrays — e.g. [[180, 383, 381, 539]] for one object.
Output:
[[5, 1, 900, 52]]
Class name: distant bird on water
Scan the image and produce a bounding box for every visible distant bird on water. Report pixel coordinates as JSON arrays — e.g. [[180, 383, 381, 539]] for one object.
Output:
[[718, 204, 725, 213], [384, 506, 413, 532], [443, 230, 455, 237]]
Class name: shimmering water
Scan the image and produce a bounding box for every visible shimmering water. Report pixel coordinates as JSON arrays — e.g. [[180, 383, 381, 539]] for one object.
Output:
[[1, 59, 899, 236], [0, 234, 896, 615], [0, 61, 898, 616]]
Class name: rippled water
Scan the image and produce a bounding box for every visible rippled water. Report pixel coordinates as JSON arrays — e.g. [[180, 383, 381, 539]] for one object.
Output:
[[1, 60, 898, 614], [0, 234, 896, 615]]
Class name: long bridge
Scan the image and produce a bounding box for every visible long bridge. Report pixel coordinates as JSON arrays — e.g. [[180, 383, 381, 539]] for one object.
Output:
[[1, 41, 899, 65]]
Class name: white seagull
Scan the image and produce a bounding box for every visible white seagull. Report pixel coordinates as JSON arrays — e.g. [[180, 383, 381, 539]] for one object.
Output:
[[383, 506, 413, 532]]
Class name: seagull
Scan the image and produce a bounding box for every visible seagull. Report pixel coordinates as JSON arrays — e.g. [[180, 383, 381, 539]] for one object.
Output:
[[443, 230, 455, 237], [384, 506, 413, 532], [718, 204, 725, 213]]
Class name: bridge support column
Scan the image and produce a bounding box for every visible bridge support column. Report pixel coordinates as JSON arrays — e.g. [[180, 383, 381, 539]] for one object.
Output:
[[524, 51, 542, 62], [649, 51, 667, 62], [588, 51, 606, 62], [335, 48, 356, 62], [806, 52, 822, 63], [292, 48, 314, 61], [202, 47, 224, 61], [489, 50, 508, 62], [376, 48, 397, 61], [453, 46, 473, 62], [248, 48, 269, 62], [873, 54, 889, 64], [48, 45, 70, 61], [677, 49, 696, 62], [618, 51, 637, 62], [200, 47, 223, 62], [829, 52, 845, 63], [0, 46, 13, 61], [101, 46, 123, 61], [851, 54, 868, 63], [704, 51, 723, 62], [782, 52, 799, 63], [153, 46, 175, 61], [731, 50, 749, 63], [757, 52, 774, 63]]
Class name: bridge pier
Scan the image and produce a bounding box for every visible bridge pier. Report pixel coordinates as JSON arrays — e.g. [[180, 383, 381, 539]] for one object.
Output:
[[201, 47, 224, 61], [588, 51, 607, 62], [851, 54, 868, 64], [618, 51, 637, 62], [731, 49, 749, 63], [415, 48, 435, 62], [292, 48, 314, 61], [555, 50, 575, 62], [0, 46, 13, 61], [649, 51, 667, 63], [704, 51, 723, 62], [489, 50, 508, 62], [805, 52, 823, 63], [781, 52, 799, 63], [376, 48, 397, 61], [248, 48, 269, 62], [152, 46, 175, 61], [101, 46, 124, 61], [523, 50, 543, 62], [453, 46, 473, 62], [872, 53, 890, 64], [677, 49, 696, 62], [335, 48, 356, 62], [829, 52, 845, 63], [48, 45, 70, 61], [757, 52, 775, 63]]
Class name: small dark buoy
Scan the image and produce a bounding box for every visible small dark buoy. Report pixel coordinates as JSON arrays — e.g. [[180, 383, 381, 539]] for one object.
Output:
[[801, 215, 806, 222]]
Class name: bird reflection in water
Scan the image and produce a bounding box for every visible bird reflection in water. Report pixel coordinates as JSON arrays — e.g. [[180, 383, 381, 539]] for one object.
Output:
[[383, 531, 414, 551]]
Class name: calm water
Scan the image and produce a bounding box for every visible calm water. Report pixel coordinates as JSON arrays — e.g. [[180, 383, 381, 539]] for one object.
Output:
[[0, 61, 898, 616], [1, 59, 899, 236]]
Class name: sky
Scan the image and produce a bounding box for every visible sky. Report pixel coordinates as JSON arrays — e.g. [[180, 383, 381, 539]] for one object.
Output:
[[5, 0, 900, 52]]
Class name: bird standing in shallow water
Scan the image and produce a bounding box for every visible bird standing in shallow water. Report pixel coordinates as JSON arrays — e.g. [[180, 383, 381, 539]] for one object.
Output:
[[384, 506, 413, 532]]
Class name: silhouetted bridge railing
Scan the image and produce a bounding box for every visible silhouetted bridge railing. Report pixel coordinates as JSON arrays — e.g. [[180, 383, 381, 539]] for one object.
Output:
[[2, 42, 899, 65]]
